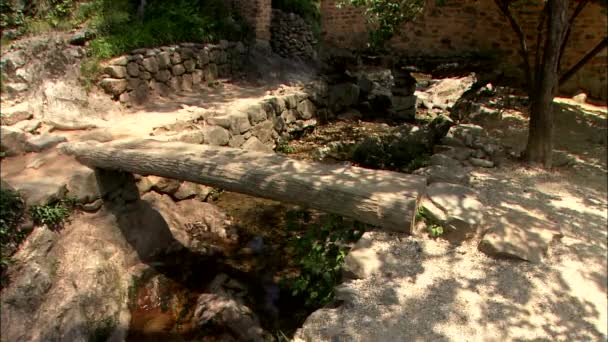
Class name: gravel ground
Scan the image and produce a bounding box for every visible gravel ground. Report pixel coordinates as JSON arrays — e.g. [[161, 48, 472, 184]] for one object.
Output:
[[295, 100, 607, 341]]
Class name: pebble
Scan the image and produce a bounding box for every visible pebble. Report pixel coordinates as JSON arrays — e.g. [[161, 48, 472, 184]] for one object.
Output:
[[469, 157, 494, 168]]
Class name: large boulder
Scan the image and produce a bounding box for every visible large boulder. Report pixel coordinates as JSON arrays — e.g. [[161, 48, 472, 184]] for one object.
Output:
[[343, 232, 401, 280], [0, 126, 29, 156], [352, 116, 452, 170], [478, 213, 562, 263], [414, 182, 484, 239], [328, 83, 360, 112]]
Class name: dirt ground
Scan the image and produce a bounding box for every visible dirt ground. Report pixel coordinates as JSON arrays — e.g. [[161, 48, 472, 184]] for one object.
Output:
[[295, 98, 608, 341], [2, 69, 606, 340]]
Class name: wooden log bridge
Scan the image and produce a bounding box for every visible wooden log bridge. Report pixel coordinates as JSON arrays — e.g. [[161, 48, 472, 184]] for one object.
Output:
[[60, 139, 426, 231]]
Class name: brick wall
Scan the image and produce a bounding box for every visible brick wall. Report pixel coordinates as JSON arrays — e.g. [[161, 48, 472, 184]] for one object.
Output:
[[320, 0, 608, 100], [230, 0, 272, 42]]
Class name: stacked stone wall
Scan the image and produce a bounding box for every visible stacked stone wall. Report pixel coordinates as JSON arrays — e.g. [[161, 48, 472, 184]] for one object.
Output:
[[98, 41, 247, 103], [270, 9, 317, 59]]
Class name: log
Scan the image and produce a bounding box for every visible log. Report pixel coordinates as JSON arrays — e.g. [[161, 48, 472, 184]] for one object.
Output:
[[59, 139, 426, 231]]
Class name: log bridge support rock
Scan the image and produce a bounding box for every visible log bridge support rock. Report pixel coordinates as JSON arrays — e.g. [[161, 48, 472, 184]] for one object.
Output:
[[60, 139, 426, 231]]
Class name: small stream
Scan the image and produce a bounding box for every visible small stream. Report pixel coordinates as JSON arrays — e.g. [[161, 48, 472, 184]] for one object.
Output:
[[125, 192, 318, 341]]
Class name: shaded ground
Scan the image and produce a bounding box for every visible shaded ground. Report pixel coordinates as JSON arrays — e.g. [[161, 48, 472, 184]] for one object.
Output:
[[2, 59, 606, 340], [293, 98, 607, 341]]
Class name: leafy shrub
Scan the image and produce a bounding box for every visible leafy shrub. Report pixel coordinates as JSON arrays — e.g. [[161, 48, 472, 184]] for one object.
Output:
[[86, 0, 251, 59], [0, 186, 26, 284], [29, 199, 74, 229], [338, 0, 425, 50], [282, 211, 366, 307]]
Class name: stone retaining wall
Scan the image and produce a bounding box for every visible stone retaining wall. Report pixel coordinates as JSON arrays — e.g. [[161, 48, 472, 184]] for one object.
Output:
[[98, 41, 247, 104], [270, 9, 317, 59], [152, 91, 320, 153]]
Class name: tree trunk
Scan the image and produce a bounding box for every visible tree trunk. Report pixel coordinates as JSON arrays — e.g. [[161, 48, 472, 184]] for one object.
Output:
[[524, 0, 570, 168], [59, 139, 426, 232]]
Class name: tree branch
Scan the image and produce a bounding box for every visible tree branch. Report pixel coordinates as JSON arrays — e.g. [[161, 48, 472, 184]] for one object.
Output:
[[557, 0, 590, 71], [559, 37, 608, 85], [494, 0, 533, 96]]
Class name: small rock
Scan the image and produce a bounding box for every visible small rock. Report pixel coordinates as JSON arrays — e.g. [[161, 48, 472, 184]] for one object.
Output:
[[246, 104, 268, 125], [184, 59, 196, 72], [1, 102, 33, 126], [572, 92, 587, 104], [0, 126, 28, 156], [25, 134, 67, 152], [447, 124, 486, 143], [296, 99, 316, 120], [174, 182, 212, 201], [142, 57, 159, 73], [99, 78, 128, 96], [469, 157, 494, 168], [193, 293, 265, 342], [126, 62, 139, 77], [242, 137, 273, 153], [109, 56, 129, 66], [79, 129, 114, 142], [148, 176, 181, 195], [202, 126, 229, 146], [154, 69, 171, 82], [69, 29, 95, 45], [103, 65, 127, 79], [6, 82, 28, 93], [66, 169, 101, 204], [413, 165, 469, 186], [81, 199, 103, 212], [429, 153, 462, 169], [136, 177, 153, 194], [13, 119, 40, 133], [171, 64, 185, 76]]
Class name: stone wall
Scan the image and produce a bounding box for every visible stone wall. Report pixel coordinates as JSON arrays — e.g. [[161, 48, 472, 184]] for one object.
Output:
[[320, 0, 608, 100], [271, 9, 317, 59], [150, 91, 319, 153], [98, 41, 247, 104]]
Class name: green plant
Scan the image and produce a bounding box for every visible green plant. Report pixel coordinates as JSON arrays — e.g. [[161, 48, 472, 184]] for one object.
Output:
[[86, 0, 251, 59], [282, 212, 366, 307], [338, 0, 425, 50], [275, 142, 296, 154], [0, 186, 26, 286], [416, 206, 445, 238], [429, 224, 444, 237], [80, 57, 102, 92], [29, 199, 73, 229]]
